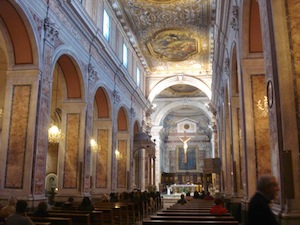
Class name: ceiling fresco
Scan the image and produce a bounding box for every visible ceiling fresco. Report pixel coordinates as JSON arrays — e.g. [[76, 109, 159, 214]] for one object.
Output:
[[157, 84, 207, 98], [111, 0, 216, 76]]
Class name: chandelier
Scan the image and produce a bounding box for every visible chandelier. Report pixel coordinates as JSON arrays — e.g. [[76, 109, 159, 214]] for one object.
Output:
[[48, 124, 64, 144], [257, 96, 268, 117]]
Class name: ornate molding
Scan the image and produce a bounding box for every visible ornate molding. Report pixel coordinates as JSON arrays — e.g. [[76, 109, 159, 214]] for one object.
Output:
[[130, 107, 136, 118], [44, 17, 59, 43], [113, 90, 120, 104], [230, 6, 239, 31], [88, 63, 97, 82], [224, 58, 230, 76]]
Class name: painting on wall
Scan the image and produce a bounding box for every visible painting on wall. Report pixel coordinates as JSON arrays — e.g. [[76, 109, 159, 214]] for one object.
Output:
[[176, 146, 198, 171]]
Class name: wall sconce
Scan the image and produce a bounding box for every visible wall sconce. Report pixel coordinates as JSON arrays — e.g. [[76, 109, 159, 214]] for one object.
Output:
[[90, 138, 99, 152], [0, 107, 3, 118], [257, 96, 268, 117], [115, 149, 123, 160]]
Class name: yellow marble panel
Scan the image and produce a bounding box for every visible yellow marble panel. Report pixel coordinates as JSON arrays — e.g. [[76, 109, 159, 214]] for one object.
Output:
[[5, 85, 31, 188], [96, 129, 108, 188], [117, 140, 127, 188], [63, 113, 80, 188], [251, 75, 271, 175]]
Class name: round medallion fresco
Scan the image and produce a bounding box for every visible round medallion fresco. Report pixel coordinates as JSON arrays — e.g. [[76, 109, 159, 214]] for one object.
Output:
[[147, 29, 200, 61]]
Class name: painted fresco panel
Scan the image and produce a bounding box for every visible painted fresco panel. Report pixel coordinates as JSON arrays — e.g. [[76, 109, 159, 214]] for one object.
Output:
[[117, 140, 127, 188], [63, 113, 80, 188], [5, 85, 31, 188], [96, 129, 108, 188]]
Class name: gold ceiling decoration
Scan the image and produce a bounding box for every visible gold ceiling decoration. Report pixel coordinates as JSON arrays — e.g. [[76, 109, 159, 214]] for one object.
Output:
[[147, 29, 201, 61], [146, 0, 178, 3], [114, 0, 215, 75]]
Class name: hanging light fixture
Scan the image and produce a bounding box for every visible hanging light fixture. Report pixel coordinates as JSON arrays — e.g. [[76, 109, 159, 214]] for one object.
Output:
[[90, 138, 99, 152], [0, 107, 3, 118], [48, 124, 64, 144], [257, 96, 268, 117], [115, 149, 123, 160]]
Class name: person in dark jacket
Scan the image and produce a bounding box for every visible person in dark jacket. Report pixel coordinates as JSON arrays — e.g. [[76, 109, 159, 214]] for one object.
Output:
[[78, 197, 94, 211], [177, 194, 187, 205], [34, 201, 49, 217], [247, 174, 280, 225]]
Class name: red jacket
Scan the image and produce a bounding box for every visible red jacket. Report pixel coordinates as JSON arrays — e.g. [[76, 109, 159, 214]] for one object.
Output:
[[210, 205, 228, 214]]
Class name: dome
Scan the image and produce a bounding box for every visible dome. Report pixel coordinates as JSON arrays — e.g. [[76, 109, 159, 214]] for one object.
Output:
[[134, 131, 151, 142]]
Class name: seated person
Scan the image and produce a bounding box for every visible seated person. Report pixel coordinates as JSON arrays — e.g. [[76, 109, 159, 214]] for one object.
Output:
[[210, 198, 228, 214], [193, 191, 200, 199], [34, 201, 49, 217], [61, 197, 75, 210], [185, 192, 193, 201], [177, 194, 187, 205], [0, 197, 16, 218], [6, 200, 34, 225], [204, 192, 214, 200], [78, 197, 94, 211]]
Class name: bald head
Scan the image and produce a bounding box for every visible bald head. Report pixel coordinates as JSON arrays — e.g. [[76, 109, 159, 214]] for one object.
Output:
[[257, 174, 279, 200]]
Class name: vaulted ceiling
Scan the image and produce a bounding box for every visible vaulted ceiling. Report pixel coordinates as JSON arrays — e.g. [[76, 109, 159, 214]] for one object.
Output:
[[110, 0, 216, 77], [110, 0, 216, 123]]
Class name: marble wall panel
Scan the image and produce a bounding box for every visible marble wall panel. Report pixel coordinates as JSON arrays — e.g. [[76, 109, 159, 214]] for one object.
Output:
[[117, 140, 127, 188], [96, 129, 108, 188], [287, 0, 300, 150], [46, 144, 58, 175], [251, 75, 271, 176], [63, 114, 80, 188], [5, 85, 31, 188]]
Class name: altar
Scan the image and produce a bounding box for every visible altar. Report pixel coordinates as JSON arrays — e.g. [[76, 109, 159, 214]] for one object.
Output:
[[170, 184, 199, 194]]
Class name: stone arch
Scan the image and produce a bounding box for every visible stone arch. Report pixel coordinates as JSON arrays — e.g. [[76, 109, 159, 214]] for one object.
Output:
[[152, 101, 212, 126], [94, 86, 111, 119], [241, 0, 263, 57], [148, 76, 211, 102], [0, 0, 39, 67], [117, 106, 129, 131]]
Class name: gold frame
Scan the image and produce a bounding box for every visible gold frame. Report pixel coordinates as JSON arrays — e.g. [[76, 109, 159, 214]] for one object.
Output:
[[147, 29, 202, 62]]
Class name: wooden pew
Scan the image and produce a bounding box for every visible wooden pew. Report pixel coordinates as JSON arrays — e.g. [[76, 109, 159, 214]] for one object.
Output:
[[162, 209, 211, 213], [157, 211, 231, 217], [47, 210, 103, 225], [30, 216, 73, 225], [150, 215, 236, 221], [142, 219, 239, 225], [95, 202, 132, 225], [47, 212, 90, 225]]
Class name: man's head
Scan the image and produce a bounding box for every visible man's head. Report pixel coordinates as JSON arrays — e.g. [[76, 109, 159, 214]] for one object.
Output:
[[257, 174, 279, 200], [16, 200, 28, 214]]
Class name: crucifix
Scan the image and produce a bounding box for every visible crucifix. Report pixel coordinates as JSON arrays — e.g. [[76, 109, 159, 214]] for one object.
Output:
[[179, 131, 191, 163]]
